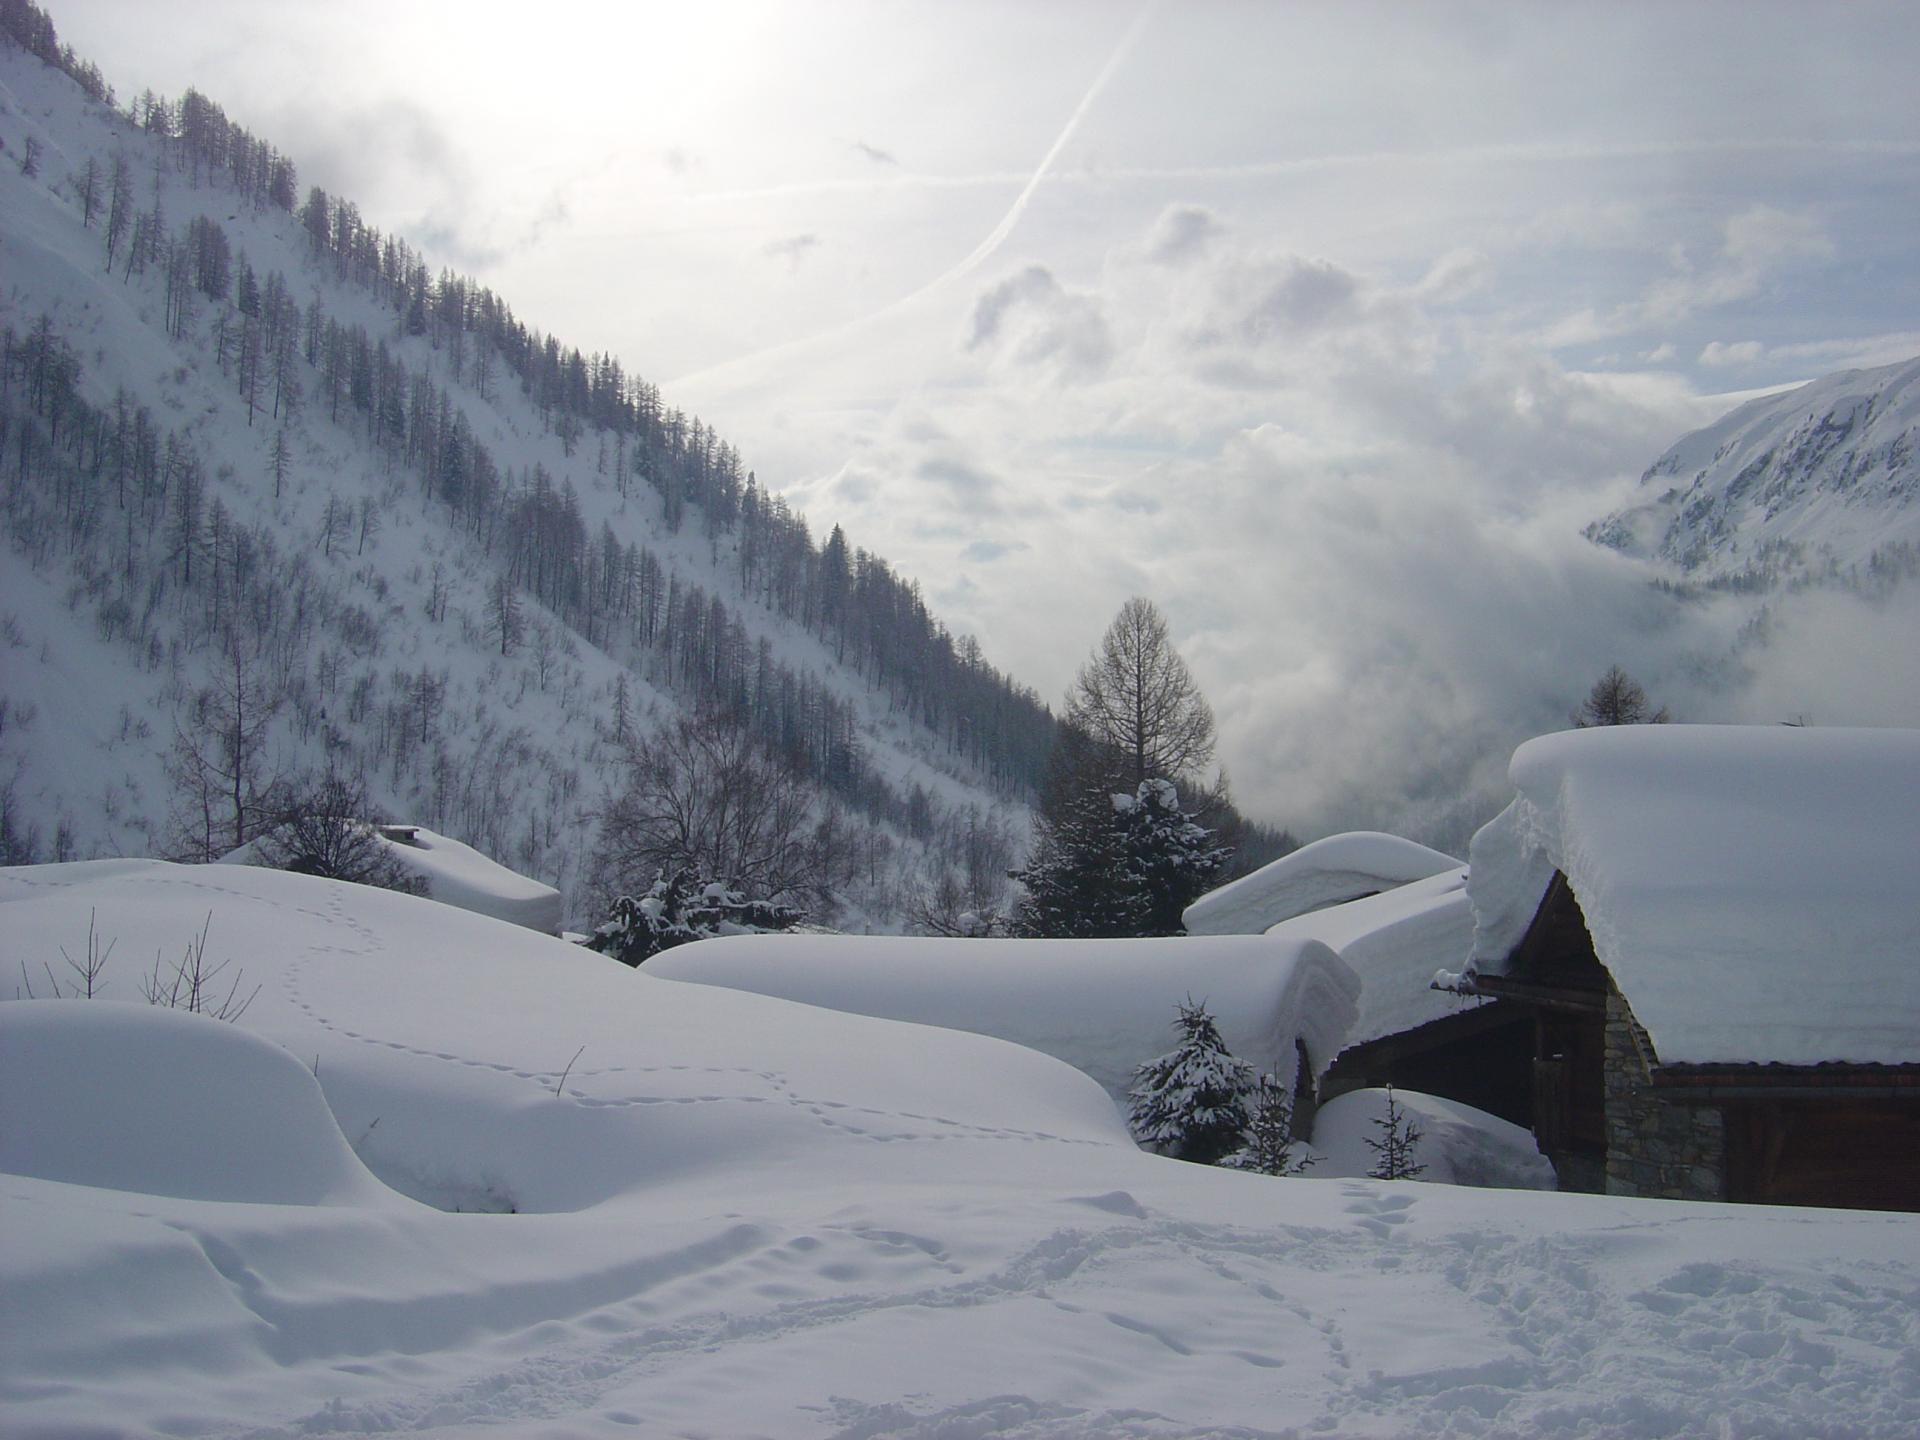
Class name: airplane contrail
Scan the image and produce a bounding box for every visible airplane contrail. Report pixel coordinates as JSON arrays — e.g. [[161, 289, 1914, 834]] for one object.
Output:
[[932, 0, 1157, 292], [667, 1, 1157, 397]]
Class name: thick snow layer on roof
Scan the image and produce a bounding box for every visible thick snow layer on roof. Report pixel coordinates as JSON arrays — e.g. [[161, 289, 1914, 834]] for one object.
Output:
[[222, 824, 563, 933], [648, 933, 1361, 1108], [1184, 831, 1459, 935], [1265, 865, 1485, 1053], [374, 826, 564, 933], [1467, 725, 1920, 1066]]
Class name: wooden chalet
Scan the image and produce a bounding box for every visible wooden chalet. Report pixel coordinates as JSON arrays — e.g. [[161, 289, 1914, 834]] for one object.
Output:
[[1463, 726, 1920, 1212]]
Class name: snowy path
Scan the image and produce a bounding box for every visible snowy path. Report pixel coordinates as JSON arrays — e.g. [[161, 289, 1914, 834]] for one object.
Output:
[[4, 862, 1919, 1438]]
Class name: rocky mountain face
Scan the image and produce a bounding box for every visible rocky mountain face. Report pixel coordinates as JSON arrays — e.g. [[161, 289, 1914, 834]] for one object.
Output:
[[1588, 356, 1920, 593]]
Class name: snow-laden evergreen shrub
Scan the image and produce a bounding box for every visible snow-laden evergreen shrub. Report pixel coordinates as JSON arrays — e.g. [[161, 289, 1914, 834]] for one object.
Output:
[[588, 868, 803, 967], [1128, 998, 1256, 1164]]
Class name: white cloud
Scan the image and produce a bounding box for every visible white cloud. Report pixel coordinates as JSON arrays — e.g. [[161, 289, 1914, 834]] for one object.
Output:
[[1699, 340, 1765, 368], [1143, 205, 1224, 265], [966, 266, 1114, 382], [1721, 205, 1834, 270]]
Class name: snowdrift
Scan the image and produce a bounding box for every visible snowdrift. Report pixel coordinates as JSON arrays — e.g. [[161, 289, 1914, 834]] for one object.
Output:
[[5, 857, 1920, 1439], [1308, 1087, 1557, 1190], [647, 932, 1362, 1106], [0, 1000, 399, 1207]]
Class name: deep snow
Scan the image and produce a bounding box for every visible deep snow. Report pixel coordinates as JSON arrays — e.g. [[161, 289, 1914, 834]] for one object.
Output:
[[1262, 863, 1483, 1056], [1183, 831, 1461, 937], [1467, 724, 1920, 1066], [647, 931, 1361, 1109], [4, 860, 1919, 1439]]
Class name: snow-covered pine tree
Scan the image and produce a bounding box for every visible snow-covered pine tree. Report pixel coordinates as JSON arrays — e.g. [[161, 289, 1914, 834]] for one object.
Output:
[[1363, 1085, 1427, 1181], [1128, 999, 1256, 1164], [1221, 1073, 1315, 1176], [1009, 725, 1136, 938], [1114, 778, 1232, 936]]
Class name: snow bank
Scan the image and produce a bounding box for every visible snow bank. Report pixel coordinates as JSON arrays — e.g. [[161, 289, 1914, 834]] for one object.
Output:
[[648, 933, 1361, 1107], [1468, 725, 1920, 1066], [1308, 1087, 1557, 1190], [1184, 831, 1459, 935], [0, 860, 1130, 1217], [1265, 865, 1485, 1053], [0, 1001, 397, 1207]]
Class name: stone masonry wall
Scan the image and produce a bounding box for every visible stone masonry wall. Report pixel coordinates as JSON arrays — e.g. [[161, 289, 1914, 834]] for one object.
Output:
[[1603, 990, 1725, 1201]]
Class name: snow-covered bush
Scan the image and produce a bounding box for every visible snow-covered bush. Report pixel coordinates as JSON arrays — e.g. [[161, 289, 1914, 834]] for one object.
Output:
[[588, 868, 803, 967]]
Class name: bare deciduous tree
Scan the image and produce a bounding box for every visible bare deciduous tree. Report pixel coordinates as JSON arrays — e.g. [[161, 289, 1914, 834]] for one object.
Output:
[[248, 768, 426, 895], [594, 711, 818, 907], [165, 628, 286, 860], [1574, 665, 1670, 727], [1066, 596, 1216, 787]]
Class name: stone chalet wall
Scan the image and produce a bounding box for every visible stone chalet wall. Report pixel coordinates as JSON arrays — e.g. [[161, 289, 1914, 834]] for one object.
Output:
[[1603, 990, 1725, 1201]]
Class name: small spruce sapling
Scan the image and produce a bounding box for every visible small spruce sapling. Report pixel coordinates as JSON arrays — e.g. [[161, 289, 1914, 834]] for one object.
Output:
[[1128, 998, 1256, 1165], [1221, 1073, 1316, 1176], [1363, 1085, 1427, 1181]]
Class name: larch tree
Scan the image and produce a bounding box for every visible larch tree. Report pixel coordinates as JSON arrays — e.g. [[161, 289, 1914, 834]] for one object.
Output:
[[1574, 665, 1670, 728], [1067, 596, 1216, 788], [1012, 599, 1230, 937]]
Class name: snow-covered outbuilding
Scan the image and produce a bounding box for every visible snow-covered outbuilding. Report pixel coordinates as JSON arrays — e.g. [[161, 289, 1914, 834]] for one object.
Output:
[[1265, 866, 1531, 1126], [223, 824, 563, 934], [647, 933, 1361, 1119], [1460, 725, 1920, 1210], [1182, 831, 1459, 936]]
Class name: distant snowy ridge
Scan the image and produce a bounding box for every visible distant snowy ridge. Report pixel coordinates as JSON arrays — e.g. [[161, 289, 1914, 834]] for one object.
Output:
[[1588, 356, 1920, 588]]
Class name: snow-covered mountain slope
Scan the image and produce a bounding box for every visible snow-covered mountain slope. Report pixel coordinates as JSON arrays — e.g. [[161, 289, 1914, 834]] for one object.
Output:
[[1588, 356, 1920, 588], [6, 861, 1919, 1437], [0, 33, 1037, 926]]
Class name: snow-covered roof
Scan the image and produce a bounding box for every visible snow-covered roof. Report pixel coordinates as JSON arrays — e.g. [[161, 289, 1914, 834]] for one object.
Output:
[[648, 933, 1360, 1110], [222, 824, 562, 934], [1264, 865, 1484, 1054], [1467, 725, 1920, 1067], [1183, 831, 1459, 936]]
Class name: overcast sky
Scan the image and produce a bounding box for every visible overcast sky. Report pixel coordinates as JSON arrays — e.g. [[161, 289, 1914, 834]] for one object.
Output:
[[52, 0, 1920, 843]]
